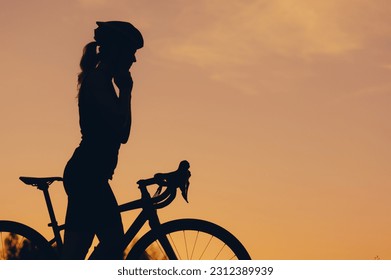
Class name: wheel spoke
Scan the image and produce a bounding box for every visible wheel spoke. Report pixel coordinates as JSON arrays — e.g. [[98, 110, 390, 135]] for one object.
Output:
[[199, 235, 213, 260], [183, 230, 189, 260], [214, 243, 226, 260], [190, 231, 199, 260], [168, 233, 181, 260]]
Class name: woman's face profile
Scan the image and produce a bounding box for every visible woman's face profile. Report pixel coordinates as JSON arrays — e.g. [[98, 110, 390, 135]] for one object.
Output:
[[113, 47, 137, 72]]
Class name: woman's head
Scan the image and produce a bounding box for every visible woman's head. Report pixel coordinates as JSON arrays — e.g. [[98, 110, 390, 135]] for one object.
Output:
[[78, 21, 143, 85], [94, 21, 143, 72]]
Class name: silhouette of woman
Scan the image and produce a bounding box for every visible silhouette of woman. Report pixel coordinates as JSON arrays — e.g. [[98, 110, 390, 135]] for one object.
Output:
[[62, 21, 143, 259]]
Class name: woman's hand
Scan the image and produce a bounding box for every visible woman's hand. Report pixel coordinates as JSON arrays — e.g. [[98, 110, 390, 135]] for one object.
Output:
[[113, 70, 133, 143], [113, 71, 133, 94]]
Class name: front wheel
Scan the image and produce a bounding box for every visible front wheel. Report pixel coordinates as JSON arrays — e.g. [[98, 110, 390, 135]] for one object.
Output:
[[0, 220, 56, 259], [127, 219, 251, 260]]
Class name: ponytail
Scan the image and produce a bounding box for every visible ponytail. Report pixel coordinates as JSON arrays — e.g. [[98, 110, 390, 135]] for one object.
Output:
[[78, 41, 99, 87]]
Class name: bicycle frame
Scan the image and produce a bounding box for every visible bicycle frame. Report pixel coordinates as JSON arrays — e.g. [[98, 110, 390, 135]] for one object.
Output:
[[41, 178, 182, 258], [41, 183, 178, 259]]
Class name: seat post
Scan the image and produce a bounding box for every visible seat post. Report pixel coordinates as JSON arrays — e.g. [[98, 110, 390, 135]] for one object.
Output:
[[40, 184, 63, 250]]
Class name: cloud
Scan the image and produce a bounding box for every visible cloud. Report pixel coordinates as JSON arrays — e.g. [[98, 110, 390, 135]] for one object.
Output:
[[146, 0, 390, 97], [163, 0, 362, 68]]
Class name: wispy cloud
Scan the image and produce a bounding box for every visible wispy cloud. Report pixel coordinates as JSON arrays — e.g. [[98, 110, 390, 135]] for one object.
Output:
[[164, 0, 362, 68], [148, 0, 371, 96], [143, 0, 390, 97]]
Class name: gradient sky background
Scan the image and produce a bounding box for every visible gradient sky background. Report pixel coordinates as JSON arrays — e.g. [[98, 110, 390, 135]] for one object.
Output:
[[0, 0, 391, 259]]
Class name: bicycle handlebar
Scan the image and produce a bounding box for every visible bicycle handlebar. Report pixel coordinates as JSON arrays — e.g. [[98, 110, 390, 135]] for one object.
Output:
[[118, 160, 191, 213], [138, 160, 191, 204]]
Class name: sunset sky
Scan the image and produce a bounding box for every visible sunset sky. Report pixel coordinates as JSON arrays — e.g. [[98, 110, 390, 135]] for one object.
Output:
[[1, 0, 391, 259]]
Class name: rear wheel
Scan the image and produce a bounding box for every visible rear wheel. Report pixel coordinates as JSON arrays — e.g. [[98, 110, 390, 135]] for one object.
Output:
[[126, 219, 251, 260], [0, 221, 56, 259]]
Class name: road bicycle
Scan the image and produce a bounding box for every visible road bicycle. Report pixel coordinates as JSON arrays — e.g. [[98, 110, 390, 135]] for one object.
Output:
[[0, 160, 251, 260]]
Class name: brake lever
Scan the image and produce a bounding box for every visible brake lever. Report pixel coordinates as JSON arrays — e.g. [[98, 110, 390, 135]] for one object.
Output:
[[179, 170, 191, 203], [152, 173, 165, 198], [152, 160, 191, 201]]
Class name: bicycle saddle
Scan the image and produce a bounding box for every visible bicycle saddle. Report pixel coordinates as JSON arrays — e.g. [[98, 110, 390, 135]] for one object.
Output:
[[19, 177, 63, 189]]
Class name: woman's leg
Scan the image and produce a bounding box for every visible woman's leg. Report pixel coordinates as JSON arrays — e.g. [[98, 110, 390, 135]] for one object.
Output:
[[63, 156, 123, 259], [62, 160, 96, 260], [62, 194, 96, 259], [91, 181, 124, 259], [62, 230, 94, 259]]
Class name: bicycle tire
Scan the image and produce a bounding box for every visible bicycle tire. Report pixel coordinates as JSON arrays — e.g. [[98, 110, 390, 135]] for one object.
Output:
[[0, 220, 56, 260], [126, 219, 251, 260]]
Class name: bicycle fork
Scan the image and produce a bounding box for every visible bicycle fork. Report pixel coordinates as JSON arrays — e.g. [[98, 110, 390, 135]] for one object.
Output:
[[147, 209, 178, 260], [140, 186, 178, 260]]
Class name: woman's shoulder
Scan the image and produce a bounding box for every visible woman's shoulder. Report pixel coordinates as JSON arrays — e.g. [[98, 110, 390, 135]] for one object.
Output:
[[80, 69, 111, 96], [83, 69, 108, 86], [79, 68, 116, 106]]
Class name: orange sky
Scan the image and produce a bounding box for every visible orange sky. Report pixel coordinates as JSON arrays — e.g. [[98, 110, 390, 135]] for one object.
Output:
[[1, 0, 391, 259]]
